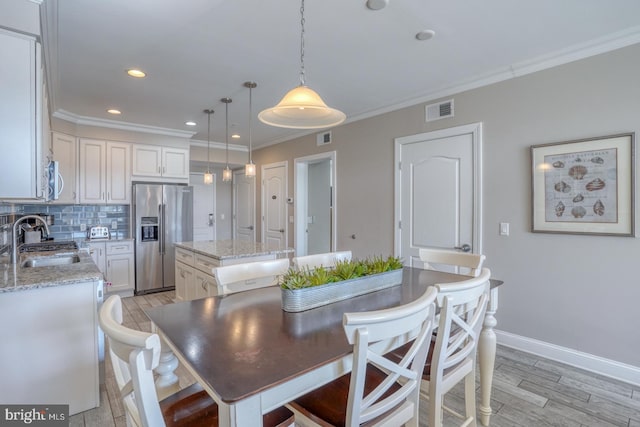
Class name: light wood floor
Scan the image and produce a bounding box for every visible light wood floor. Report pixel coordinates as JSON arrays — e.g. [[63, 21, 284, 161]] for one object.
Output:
[[72, 291, 640, 427]]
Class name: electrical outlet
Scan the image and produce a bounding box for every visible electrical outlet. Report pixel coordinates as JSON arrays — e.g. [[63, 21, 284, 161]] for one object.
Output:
[[80, 223, 86, 232], [111, 220, 118, 230]]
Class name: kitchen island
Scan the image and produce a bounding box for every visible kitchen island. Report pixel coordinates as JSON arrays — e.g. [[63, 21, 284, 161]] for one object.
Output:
[[174, 240, 293, 301], [0, 247, 103, 415]]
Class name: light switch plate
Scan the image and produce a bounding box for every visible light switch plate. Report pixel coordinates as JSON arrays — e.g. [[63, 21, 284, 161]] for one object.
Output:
[[499, 222, 510, 236]]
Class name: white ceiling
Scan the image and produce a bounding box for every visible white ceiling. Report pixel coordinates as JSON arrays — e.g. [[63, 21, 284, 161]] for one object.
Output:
[[42, 0, 640, 149]]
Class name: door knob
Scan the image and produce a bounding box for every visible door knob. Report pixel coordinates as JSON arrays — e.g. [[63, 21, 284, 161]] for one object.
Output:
[[454, 244, 471, 252], [279, 229, 285, 233], [248, 225, 254, 231]]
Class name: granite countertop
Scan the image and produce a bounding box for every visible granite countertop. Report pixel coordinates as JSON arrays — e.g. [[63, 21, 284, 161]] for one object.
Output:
[[174, 240, 293, 260], [0, 249, 103, 293]]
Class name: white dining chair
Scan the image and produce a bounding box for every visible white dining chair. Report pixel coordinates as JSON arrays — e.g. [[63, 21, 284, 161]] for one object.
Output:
[[419, 248, 486, 277], [212, 258, 290, 295], [292, 250, 352, 270], [425, 268, 491, 427], [287, 286, 438, 427], [99, 294, 294, 427]]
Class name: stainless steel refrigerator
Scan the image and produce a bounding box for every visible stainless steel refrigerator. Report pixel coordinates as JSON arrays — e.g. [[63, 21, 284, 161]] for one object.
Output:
[[133, 183, 193, 294]]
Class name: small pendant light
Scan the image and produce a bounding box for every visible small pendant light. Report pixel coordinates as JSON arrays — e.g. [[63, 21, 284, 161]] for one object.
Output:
[[222, 97, 233, 182], [258, 0, 345, 129], [203, 109, 214, 184], [244, 81, 257, 178]]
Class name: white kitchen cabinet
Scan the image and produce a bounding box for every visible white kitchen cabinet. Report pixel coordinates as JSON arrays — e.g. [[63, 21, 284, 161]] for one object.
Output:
[[132, 144, 189, 181], [106, 241, 135, 295], [88, 240, 135, 295], [50, 132, 77, 203], [175, 261, 195, 301], [87, 242, 107, 274], [79, 139, 131, 204], [0, 29, 46, 200], [194, 269, 217, 299], [0, 280, 102, 415]]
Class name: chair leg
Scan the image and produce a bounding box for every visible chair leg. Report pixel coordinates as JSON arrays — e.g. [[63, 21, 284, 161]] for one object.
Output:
[[428, 393, 443, 427], [464, 368, 477, 427]]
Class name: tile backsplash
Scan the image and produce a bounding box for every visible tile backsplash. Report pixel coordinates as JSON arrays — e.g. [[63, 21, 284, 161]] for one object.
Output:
[[0, 204, 130, 255]]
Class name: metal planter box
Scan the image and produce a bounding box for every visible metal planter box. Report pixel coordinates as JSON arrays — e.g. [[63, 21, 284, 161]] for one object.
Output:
[[281, 269, 403, 312]]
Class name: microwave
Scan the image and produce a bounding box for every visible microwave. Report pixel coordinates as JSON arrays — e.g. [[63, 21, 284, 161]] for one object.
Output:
[[47, 160, 62, 201]]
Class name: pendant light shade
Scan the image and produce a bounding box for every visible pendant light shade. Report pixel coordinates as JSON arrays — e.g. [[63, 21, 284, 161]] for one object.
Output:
[[258, 85, 345, 129], [203, 109, 214, 184], [244, 81, 257, 177], [222, 97, 233, 182], [258, 0, 345, 130]]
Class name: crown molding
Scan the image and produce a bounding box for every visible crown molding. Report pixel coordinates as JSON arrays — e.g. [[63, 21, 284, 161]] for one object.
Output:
[[53, 109, 196, 139], [343, 26, 640, 129], [189, 139, 248, 152]]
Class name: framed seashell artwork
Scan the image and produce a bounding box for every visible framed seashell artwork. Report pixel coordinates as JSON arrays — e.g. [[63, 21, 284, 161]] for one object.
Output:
[[531, 133, 635, 236]]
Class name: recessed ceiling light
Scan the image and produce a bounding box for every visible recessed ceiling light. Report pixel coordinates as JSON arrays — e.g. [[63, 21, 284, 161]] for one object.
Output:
[[185, 121, 197, 126], [366, 0, 388, 10], [416, 29, 435, 41], [126, 69, 146, 78], [231, 134, 241, 139], [107, 109, 121, 115]]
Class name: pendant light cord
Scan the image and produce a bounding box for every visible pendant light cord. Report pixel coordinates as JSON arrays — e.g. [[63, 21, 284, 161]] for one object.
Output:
[[299, 0, 306, 86], [225, 100, 229, 167], [206, 111, 211, 172], [249, 86, 253, 163]]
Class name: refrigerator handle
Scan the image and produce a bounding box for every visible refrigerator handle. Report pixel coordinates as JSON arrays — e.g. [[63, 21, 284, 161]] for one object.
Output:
[[158, 204, 164, 254], [161, 203, 167, 254]]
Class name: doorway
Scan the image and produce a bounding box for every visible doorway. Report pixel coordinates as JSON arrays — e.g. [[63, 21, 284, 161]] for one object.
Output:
[[233, 169, 256, 242], [294, 151, 336, 256], [394, 123, 483, 267], [262, 161, 288, 248], [190, 172, 216, 241]]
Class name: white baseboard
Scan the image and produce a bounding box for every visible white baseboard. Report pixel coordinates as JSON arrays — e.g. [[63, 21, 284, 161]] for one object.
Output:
[[495, 330, 640, 387]]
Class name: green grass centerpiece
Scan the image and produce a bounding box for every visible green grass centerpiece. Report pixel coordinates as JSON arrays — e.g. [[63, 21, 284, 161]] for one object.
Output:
[[280, 256, 404, 312]]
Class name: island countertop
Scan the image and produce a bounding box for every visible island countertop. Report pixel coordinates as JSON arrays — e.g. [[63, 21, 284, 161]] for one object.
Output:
[[0, 250, 103, 293], [174, 240, 293, 261]]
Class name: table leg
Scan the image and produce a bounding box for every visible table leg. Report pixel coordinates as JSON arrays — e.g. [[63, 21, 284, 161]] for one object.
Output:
[[154, 340, 180, 399], [218, 395, 262, 427], [478, 288, 498, 426]]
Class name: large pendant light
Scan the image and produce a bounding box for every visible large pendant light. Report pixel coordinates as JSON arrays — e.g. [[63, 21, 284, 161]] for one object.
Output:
[[222, 97, 233, 182], [258, 0, 345, 129], [244, 81, 257, 178], [203, 109, 214, 184]]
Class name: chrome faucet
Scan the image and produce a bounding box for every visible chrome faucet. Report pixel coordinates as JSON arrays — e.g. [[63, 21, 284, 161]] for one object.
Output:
[[12, 215, 51, 265]]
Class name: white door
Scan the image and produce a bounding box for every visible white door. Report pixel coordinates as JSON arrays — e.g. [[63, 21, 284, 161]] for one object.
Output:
[[190, 173, 216, 241], [262, 162, 288, 248], [233, 169, 256, 242], [394, 123, 483, 267]]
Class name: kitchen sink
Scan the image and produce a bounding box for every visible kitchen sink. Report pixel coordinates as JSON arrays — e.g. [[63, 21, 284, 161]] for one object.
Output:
[[21, 254, 81, 268]]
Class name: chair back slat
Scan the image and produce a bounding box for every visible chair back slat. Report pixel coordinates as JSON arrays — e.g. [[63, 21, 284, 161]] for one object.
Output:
[[292, 250, 352, 270], [419, 248, 485, 277], [213, 258, 290, 295]]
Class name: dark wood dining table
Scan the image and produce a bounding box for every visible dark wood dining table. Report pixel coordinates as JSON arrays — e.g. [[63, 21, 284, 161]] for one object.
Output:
[[145, 267, 503, 427]]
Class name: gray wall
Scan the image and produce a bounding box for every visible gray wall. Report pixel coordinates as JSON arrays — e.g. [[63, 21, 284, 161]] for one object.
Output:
[[253, 43, 640, 367]]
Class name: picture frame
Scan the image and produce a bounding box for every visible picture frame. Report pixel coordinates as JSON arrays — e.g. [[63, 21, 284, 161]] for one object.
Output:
[[531, 133, 635, 236]]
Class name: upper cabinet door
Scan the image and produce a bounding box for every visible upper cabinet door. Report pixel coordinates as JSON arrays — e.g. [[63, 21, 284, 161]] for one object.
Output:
[[106, 142, 131, 204], [132, 144, 162, 177], [79, 139, 106, 204], [51, 132, 77, 204], [0, 30, 43, 200], [162, 147, 189, 179]]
